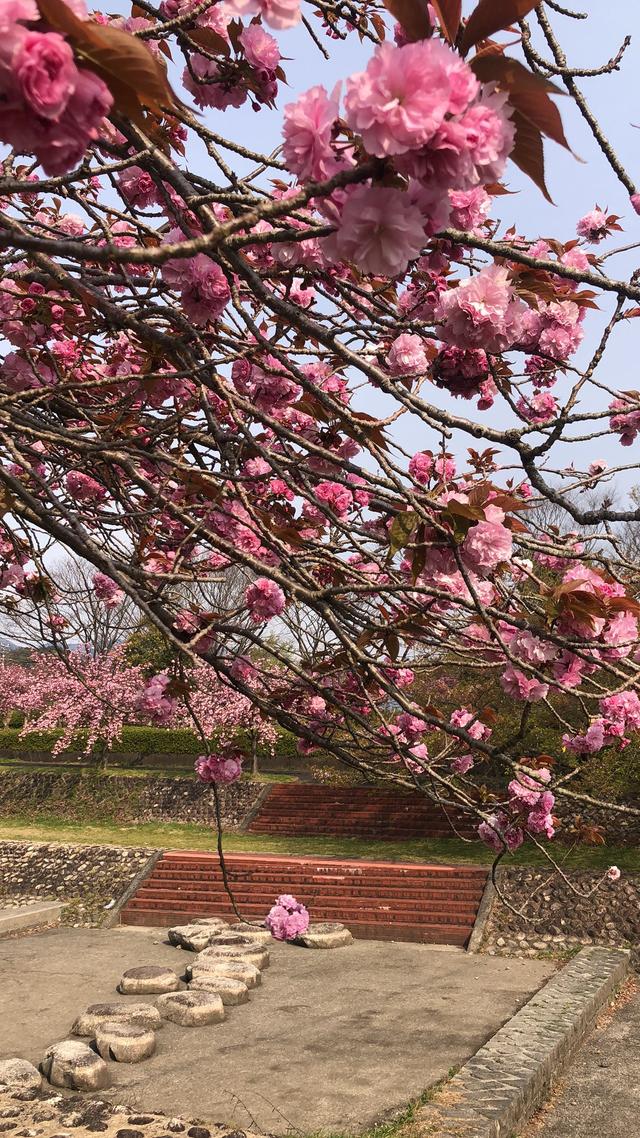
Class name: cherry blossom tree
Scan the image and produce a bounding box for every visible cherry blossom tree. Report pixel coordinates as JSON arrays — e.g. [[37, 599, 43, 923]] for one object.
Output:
[[1, 0, 640, 887]]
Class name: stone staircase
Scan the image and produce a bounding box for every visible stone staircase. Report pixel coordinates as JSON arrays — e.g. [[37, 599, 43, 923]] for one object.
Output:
[[248, 783, 477, 840], [120, 851, 488, 946]]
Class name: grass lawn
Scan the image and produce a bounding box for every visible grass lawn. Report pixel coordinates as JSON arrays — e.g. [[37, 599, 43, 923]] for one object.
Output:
[[0, 813, 638, 871], [0, 761, 296, 782]]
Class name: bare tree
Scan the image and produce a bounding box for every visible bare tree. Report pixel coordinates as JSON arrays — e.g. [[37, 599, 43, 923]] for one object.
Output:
[[0, 554, 138, 656]]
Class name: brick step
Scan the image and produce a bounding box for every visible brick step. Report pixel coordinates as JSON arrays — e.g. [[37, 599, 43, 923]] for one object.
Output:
[[122, 852, 487, 945], [124, 898, 476, 928], [143, 870, 485, 892], [157, 855, 487, 879], [140, 879, 484, 903], [150, 865, 485, 886], [120, 909, 471, 945], [248, 826, 474, 838], [130, 888, 480, 917]]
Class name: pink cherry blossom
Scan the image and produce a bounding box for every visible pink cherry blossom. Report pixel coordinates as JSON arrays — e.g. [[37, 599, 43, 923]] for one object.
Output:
[[434, 265, 526, 354], [227, 0, 301, 30], [451, 754, 474, 774], [327, 186, 425, 278], [92, 572, 124, 609], [65, 471, 106, 503], [500, 666, 549, 703], [576, 208, 609, 243], [240, 24, 280, 72], [195, 750, 244, 784], [344, 40, 459, 158], [245, 577, 286, 622], [15, 31, 78, 121], [478, 812, 524, 854], [607, 865, 621, 882], [462, 506, 513, 574], [408, 452, 434, 484], [0, 2, 38, 29], [386, 334, 428, 375]]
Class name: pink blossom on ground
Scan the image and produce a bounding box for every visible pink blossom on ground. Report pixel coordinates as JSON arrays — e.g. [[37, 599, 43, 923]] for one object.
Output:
[[386, 333, 428, 375], [265, 893, 310, 941], [195, 750, 244, 784], [607, 865, 621, 882], [245, 577, 286, 622], [327, 186, 425, 278]]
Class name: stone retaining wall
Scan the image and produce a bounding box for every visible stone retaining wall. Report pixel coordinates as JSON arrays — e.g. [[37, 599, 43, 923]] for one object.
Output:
[[0, 770, 264, 827], [481, 866, 640, 956], [0, 841, 156, 927]]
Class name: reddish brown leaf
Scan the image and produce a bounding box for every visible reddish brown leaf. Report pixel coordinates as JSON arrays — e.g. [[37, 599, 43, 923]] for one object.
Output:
[[188, 25, 230, 57], [37, 1, 180, 122], [431, 0, 461, 44], [382, 0, 431, 42], [510, 108, 552, 203], [36, 0, 84, 34], [472, 54, 569, 152], [461, 0, 539, 54]]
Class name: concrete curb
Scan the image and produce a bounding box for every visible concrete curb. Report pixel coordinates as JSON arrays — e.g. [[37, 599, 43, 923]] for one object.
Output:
[[0, 901, 64, 937], [239, 783, 272, 831], [413, 946, 629, 1137], [104, 848, 164, 928], [466, 874, 494, 954]]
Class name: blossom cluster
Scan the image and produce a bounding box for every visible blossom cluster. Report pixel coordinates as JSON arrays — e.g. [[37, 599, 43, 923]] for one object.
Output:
[[265, 893, 310, 941], [0, 0, 113, 175]]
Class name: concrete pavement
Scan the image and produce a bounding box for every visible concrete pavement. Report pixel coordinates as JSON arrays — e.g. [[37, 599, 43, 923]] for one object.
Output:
[[0, 925, 553, 1134]]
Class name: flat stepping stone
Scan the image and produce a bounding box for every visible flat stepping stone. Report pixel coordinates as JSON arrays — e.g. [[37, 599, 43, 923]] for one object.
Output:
[[0, 1058, 42, 1092], [118, 965, 182, 994], [296, 922, 354, 949], [157, 990, 225, 1026], [167, 924, 215, 952], [41, 1041, 109, 1090], [95, 1021, 156, 1063], [199, 943, 270, 969], [229, 922, 273, 945], [188, 976, 249, 1005], [72, 1001, 162, 1037], [186, 958, 261, 987], [192, 917, 229, 930]]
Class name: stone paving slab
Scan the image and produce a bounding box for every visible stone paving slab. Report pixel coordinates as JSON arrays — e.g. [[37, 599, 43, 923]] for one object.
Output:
[[410, 947, 629, 1138], [0, 925, 552, 1134], [0, 901, 64, 936]]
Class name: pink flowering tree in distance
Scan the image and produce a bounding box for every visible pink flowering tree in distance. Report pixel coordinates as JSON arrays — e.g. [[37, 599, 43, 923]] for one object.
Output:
[[1, 0, 640, 909]]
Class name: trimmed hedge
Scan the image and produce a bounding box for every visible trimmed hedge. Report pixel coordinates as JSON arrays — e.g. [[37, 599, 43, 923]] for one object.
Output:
[[0, 723, 322, 771]]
